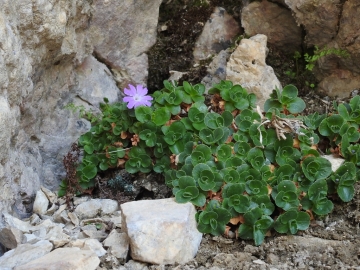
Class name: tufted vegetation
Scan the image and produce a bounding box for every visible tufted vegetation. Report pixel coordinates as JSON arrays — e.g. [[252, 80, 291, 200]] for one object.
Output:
[[61, 80, 360, 246]]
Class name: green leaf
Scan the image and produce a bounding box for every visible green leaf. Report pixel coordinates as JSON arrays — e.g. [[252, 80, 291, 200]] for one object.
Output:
[[243, 207, 263, 225], [238, 224, 253, 240], [337, 185, 355, 202], [199, 128, 224, 144], [84, 144, 94, 154], [82, 164, 97, 179], [312, 197, 333, 215], [252, 195, 275, 215], [287, 97, 306, 114], [302, 157, 332, 182], [308, 179, 328, 201], [152, 107, 171, 126], [216, 144, 232, 161], [326, 114, 346, 133], [245, 180, 268, 196], [281, 84, 298, 103], [275, 191, 299, 210], [204, 112, 221, 129], [135, 106, 153, 123], [175, 186, 199, 203], [193, 163, 215, 191], [221, 168, 240, 184]]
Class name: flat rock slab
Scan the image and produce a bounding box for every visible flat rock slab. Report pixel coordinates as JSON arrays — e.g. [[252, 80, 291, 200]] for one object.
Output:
[[121, 198, 202, 265], [0, 240, 53, 269], [14, 247, 100, 270]]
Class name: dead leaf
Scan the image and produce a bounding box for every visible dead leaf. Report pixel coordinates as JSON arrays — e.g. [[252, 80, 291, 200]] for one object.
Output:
[[306, 209, 314, 221], [117, 159, 125, 167], [120, 131, 128, 139], [293, 138, 300, 149], [229, 215, 245, 225]]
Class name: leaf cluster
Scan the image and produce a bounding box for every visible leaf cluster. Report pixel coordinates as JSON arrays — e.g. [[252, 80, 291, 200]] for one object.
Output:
[[62, 79, 360, 246]]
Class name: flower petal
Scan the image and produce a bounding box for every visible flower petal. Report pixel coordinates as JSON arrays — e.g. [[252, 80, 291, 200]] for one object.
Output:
[[124, 88, 132, 96], [136, 85, 148, 96], [124, 84, 137, 96], [141, 100, 152, 107], [141, 95, 153, 101], [126, 100, 136, 109]]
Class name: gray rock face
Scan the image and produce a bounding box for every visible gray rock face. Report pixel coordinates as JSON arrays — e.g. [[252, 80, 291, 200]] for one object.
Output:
[[88, 0, 163, 89], [284, 0, 341, 48], [242, 1, 302, 54], [193, 7, 240, 63], [0, 0, 163, 217], [284, 0, 360, 97], [121, 198, 203, 265], [226, 34, 282, 109], [202, 50, 230, 91]]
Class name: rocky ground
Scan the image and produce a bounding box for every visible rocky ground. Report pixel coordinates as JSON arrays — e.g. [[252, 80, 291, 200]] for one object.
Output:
[[1, 0, 359, 269], [100, 1, 360, 268]]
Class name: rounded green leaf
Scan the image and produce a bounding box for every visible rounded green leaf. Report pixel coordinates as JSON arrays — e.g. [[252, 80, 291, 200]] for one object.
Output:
[[229, 194, 250, 213], [82, 164, 97, 179], [84, 144, 94, 154], [312, 197, 333, 215], [175, 186, 199, 203], [281, 84, 298, 103], [302, 157, 332, 181], [277, 180, 297, 193], [216, 144, 232, 161], [337, 185, 355, 202], [178, 176, 196, 189], [296, 211, 310, 230], [135, 106, 152, 123], [252, 195, 275, 215], [245, 180, 268, 196], [222, 168, 240, 184], [308, 179, 328, 201], [152, 107, 171, 126], [238, 224, 253, 240], [287, 97, 306, 114]]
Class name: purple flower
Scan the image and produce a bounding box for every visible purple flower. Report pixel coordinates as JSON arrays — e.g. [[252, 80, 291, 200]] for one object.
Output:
[[122, 84, 153, 109]]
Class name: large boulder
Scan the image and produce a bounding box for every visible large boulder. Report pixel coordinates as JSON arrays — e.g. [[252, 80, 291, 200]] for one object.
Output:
[[0, 0, 163, 218], [242, 0, 302, 54], [284, 0, 341, 48]]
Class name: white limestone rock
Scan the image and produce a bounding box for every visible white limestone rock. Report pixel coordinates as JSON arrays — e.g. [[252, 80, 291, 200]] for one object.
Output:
[[40, 186, 57, 204], [121, 198, 202, 265], [46, 229, 70, 248], [83, 239, 106, 257], [14, 247, 100, 270], [0, 240, 53, 269], [2, 213, 33, 233], [68, 211, 80, 226], [75, 199, 119, 220], [226, 34, 282, 109], [103, 230, 129, 263]]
